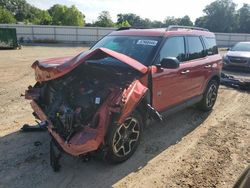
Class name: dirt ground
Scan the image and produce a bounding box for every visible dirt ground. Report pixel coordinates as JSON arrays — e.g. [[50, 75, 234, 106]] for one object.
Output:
[[0, 46, 249, 188]]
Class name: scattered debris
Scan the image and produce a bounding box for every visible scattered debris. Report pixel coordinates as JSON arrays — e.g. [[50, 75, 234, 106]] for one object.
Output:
[[21, 121, 48, 132], [220, 73, 250, 91]]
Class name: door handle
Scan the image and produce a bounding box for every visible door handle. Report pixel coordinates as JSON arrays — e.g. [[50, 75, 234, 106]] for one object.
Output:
[[204, 64, 212, 68], [181, 70, 190, 74]]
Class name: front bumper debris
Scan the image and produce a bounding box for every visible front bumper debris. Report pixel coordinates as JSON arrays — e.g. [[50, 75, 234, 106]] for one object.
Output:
[[220, 73, 250, 91], [21, 121, 48, 132]]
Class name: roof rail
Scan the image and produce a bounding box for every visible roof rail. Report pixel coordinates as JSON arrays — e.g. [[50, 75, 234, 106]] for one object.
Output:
[[167, 25, 209, 32]]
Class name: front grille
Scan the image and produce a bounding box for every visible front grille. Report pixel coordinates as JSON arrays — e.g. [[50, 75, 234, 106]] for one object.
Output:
[[228, 56, 248, 64]]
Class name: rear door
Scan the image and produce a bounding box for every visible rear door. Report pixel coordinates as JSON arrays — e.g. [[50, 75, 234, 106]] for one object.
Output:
[[184, 36, 211, 98]]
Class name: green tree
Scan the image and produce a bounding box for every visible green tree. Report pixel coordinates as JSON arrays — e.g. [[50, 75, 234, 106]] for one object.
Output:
[[178, 15, 193, 26], [26, 6, 52, 25], [0, 6, 16, 23], [117, 20, 131, 27], [85, 23, 93, 27], [0, 0, 85, 26], [117, 13, 144, 27], [164, 16, 193, 27], [0, 0, 30, 21], [150, 20, 164, 28], [94, 11, 114, 27], [195, 16, 208, 28], [39, 10, 52, 25], [139, 18, 151, 28], [117, 14, 192, 28], [48, 4, 85, 26], [238, 3, 250, 33], [64, 5, 84, 26], [164, 16, 179, 27], [195, 0, 237, 32], [48, 4, 67, 25], [0, 0, 52, 25]]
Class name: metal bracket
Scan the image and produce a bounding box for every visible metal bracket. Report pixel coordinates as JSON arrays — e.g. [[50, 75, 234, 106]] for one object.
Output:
[[147, 104, 163, 121]]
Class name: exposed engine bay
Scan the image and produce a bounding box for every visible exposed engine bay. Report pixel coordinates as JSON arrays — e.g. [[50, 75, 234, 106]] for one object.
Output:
[[31, 63, 136, 140], [24, 48, 154, 172]]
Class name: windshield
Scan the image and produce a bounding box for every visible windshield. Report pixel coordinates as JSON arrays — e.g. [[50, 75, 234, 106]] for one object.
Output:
[[91, 35, 161, 66], [231, 43, 250, 52]]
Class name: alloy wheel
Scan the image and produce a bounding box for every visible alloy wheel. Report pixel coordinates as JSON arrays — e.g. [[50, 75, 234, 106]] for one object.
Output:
[[206, 83, 218, 108], [112, 117, 140, 157]]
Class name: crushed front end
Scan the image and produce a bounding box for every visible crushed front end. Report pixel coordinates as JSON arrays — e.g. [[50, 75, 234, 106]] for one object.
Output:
[[25, 48, 150, 171]]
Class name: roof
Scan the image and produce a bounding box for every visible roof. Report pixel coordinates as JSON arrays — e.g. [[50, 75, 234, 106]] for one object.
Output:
[[109, 28, 215, 38]]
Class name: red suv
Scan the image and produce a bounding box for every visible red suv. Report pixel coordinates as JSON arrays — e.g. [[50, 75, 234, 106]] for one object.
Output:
[[25, 26, 222, 171]]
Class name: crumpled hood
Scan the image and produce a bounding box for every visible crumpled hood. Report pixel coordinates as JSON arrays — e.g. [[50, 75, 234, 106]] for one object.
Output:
[[32, 48, 148, 82], [227, 51, 250, 58]]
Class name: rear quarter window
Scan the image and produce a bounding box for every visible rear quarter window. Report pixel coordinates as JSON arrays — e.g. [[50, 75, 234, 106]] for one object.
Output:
[[187, 36, 206, 60], [203, 37, 218, 55]]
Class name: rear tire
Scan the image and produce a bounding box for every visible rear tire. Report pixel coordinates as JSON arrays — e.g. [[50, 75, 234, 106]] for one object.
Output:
[[104, 111, 142, 163], [197, 79, 219, 111]]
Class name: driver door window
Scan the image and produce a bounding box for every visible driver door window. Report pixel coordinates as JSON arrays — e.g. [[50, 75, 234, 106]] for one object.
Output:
[[159, 36, 186, 62]]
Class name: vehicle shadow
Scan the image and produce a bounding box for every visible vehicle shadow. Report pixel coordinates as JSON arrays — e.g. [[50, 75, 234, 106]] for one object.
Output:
[[0, 107, 211, 188]]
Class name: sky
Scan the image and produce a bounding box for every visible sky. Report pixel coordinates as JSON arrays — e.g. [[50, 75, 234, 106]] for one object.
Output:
[[26, 0, 247, 23]]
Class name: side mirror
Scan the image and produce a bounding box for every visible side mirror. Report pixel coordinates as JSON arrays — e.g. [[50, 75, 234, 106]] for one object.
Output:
[[157, 57, 180, 69], [226, 47, 231, 51]]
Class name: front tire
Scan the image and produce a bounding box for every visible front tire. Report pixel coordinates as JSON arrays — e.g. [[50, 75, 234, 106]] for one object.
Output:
[[105, 112, 142, 163], [198, 79, 219, 111]]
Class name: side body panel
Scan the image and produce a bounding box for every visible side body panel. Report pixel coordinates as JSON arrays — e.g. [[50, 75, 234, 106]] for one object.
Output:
[[151, 54, 222, 112], [201, 54, 223, 93], [151, 33, 222, 112], [151, 64, 192, 112], [183, 57, 212, 99]]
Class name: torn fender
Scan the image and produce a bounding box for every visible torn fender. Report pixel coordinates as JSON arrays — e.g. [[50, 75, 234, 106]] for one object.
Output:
[[32, 48, 148, 82], [118, 80, 148, 124]]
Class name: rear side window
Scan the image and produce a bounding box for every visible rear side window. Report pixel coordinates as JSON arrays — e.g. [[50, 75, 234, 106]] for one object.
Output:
[[159, 36, 186, 62], [203, 37, 218, 55], [187, 36, 205, 60]]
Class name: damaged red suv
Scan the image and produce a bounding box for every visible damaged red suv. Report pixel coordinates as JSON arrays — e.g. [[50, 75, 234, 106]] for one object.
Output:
[[25, 26, 222, 171]]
